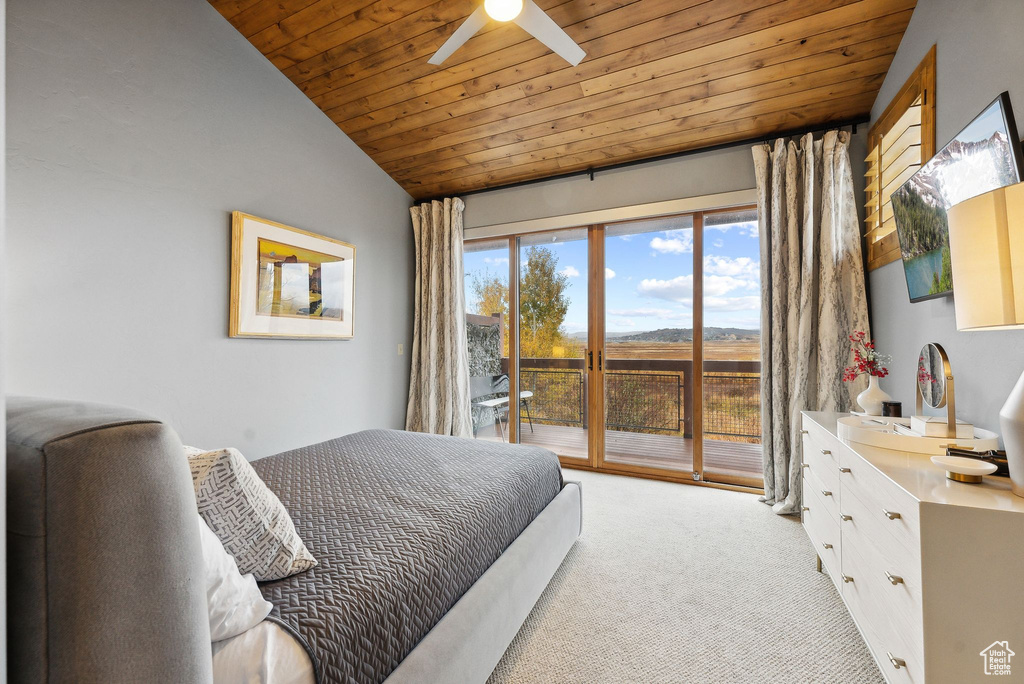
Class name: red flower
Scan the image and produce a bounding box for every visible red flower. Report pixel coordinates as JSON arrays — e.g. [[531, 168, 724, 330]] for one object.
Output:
[[842, 331, 889, 382]]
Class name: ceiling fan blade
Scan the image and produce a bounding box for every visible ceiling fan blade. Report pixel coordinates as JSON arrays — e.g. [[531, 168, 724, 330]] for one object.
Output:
[[512, 0, 585, 66], [428, 6, 489, 65]]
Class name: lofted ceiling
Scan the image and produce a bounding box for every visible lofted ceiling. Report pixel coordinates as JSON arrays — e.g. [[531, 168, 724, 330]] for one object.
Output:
[[211, 0, 916, 200]]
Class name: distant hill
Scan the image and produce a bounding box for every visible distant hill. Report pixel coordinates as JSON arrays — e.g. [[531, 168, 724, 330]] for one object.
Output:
[[571, 327, 759, 342]]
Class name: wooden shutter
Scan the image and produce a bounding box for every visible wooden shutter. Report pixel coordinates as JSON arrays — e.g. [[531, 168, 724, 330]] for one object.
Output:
[[864, 45, 936, 271]]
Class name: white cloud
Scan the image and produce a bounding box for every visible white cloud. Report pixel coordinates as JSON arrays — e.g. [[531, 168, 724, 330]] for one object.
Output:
[[608, 307, 674, 318], [739, 221, 759, 239], [704, 296, 761, 311], [637, 275, 693, 301], [713, 239, 724, 248], [560, 265, 580, 277], [638, 273, 755, 301], [705, 275, 758, 296], [605, 268, 616, 280], [704, 255, 759, 278], [649, 234, 693, 254], [483, 256, 509, 266]]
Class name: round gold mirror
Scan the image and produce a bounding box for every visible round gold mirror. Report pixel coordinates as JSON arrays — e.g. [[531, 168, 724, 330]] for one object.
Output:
[[917, 343, 950, 409]]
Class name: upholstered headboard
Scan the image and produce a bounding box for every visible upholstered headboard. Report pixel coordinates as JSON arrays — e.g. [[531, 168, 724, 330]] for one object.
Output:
[[6, 397, 212, 684]]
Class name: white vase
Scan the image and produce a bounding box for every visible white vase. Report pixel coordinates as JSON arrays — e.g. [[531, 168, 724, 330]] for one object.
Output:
[[857, 375, 892, 416]]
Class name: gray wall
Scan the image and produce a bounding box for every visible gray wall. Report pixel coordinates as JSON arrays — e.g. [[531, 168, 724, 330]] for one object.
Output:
[[866, 0, 1024, 433], [464, 145, 757, 229], [463, 131, 867, 230], [6, 0, 414, 458]]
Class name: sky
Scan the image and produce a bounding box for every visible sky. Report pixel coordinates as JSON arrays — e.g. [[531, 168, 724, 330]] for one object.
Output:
[[464, 212, 761, 335]]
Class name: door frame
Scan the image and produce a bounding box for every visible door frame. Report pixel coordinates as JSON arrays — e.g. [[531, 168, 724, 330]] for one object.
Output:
[[464, 206, 763, 493]]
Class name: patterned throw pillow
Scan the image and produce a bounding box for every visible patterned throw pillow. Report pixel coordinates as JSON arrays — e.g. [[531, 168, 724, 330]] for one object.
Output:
[[189, 448, 317, 581]]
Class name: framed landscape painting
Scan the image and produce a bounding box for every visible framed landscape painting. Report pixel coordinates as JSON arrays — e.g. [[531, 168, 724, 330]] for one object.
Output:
[[230, 212, 355, 339], [892, 92, 1024, 302]]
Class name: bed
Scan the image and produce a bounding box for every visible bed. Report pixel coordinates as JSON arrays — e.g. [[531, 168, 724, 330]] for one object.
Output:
[[6, 397, 582, 684]]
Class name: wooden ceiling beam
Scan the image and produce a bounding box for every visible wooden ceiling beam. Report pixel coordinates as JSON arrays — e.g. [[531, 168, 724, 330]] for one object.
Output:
[[409, 92, 875, 198], [316, 0, 730, 116], [227, 0, 320, 39], [399, 72, 884, 191], [281, 0, 524, 84], [249, 0, 416, 59], [385, 54, 895, 182], [338, 0, 905, 143], [373, 23, 906, 171]]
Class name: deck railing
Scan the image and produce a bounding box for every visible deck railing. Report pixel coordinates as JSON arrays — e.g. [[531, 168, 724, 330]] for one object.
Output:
[[506, 358, 760, 441]]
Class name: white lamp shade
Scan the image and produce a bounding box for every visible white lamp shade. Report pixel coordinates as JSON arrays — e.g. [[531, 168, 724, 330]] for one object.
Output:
[[947, 180, 1024, 330]]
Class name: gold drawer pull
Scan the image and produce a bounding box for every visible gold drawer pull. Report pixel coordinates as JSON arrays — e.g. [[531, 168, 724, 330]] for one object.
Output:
[[801, 506, 810, 512], [800, 429, 809, 434], [802, 463, 810, 470], [887, 652, 906, 670], [822, 542, 833, 550], [839, 467, 851, 473], [882, 509, 902, 520], [820, 449, 831, 455], [821, 490, 833, 497], [840, 514, 853, 521], [841, 575, 854, 583], [885, 571, 905, 585]]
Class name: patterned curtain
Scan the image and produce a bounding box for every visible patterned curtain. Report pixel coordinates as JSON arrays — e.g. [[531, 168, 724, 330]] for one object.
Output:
[[752, 131, 870, 515], [406, 198, 473, 438]]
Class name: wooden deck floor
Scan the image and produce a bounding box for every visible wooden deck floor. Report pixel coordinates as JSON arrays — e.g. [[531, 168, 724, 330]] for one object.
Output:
[[477, 423, 762, 482]]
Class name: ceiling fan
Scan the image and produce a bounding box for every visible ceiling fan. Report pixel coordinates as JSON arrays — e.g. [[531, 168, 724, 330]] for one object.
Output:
[[428, 0, 586, 67]]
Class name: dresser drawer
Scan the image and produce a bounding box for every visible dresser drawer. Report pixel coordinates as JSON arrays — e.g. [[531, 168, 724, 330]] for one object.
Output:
[[842, 495, 923, 645], [802, 432, 841, 494], [839, 450, 920, 553], [840, 484, 922, 591], [803, 485, 842, 588], [842, 543, 924, 684], [803, 462, 840, 524], [802, 419, 842, 472]]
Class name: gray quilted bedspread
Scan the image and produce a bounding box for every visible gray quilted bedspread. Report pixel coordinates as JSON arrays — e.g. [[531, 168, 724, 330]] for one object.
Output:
[[252, 429, 563, 684]]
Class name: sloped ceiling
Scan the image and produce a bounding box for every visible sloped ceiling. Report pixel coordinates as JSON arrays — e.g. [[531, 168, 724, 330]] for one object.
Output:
[[212, 0, 916, 199]]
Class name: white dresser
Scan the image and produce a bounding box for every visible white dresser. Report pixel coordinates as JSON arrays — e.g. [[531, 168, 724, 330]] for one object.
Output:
[[801, 411, 1024, 683]]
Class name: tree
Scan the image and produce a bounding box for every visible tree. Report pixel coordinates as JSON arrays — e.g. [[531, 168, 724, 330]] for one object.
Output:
[[519, 246, 573, 357], [468, 246, 582, 359], [469, 270, 510, 356]]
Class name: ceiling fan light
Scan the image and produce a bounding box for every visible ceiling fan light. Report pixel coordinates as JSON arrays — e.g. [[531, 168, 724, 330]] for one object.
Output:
[[484, 0, 524, 22]]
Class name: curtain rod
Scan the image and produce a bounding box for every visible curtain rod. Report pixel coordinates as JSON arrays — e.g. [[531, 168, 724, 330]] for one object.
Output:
[[417, 115, 871, 204]]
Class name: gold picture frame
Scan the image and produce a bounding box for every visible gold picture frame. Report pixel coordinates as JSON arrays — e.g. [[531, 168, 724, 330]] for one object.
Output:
[[229, 211, 356, 339]]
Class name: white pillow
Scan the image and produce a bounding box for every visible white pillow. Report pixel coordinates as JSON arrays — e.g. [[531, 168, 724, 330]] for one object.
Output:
[[190, 447, 317, 581], [183, 445, 207, 458], [198, 515, 273, 642]]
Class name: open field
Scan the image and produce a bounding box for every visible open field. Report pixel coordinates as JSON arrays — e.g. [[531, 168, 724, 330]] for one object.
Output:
[[604, 340, 760, 361]]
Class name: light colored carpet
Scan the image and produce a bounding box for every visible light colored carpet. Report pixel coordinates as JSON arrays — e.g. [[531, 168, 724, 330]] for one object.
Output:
[[488, 470, 884, 684]]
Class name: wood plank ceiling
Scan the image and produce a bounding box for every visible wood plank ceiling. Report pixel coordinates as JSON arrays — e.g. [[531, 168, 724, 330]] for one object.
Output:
[[211, 0, 916, 200]]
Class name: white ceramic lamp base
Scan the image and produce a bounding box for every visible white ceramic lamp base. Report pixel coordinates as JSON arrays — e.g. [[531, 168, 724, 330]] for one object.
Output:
[[1000, 370, 1024, 498]]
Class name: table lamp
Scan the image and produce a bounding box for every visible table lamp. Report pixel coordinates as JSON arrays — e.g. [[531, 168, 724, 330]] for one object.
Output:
[[947, 180, 1024, 496]]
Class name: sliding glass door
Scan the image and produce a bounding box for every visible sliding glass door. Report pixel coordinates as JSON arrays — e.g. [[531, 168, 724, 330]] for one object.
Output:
[[463, 207, 762, 488], [516, 228, 591, 465], [602, 215, 699, 476], [700, 208, 763, 487]]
